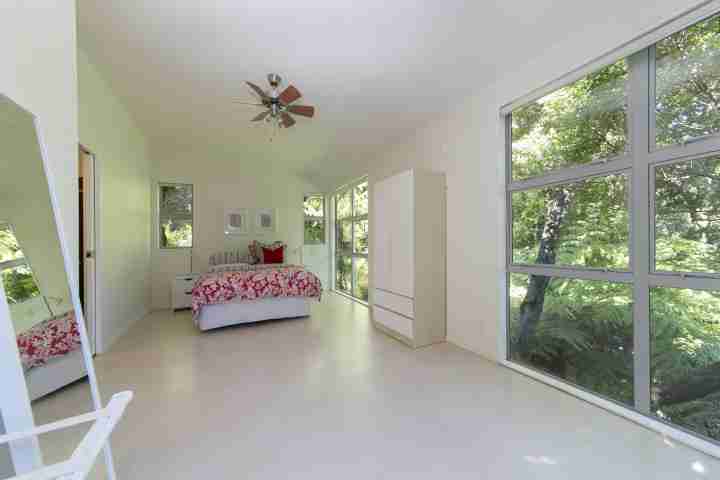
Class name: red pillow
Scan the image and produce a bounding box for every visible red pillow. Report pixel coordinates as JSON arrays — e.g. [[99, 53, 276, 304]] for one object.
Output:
[[262, 245, 284, 264]]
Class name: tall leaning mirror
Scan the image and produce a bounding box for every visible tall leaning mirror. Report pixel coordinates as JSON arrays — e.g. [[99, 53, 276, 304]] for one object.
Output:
[[0, 94, 115, 478]]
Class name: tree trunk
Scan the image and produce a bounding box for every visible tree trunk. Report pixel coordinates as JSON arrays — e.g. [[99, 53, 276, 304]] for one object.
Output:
[[516, 187, 573, 355], [658, 361, 720, 406]]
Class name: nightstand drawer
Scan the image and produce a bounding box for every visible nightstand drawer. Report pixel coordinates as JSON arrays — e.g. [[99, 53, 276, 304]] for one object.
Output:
[[172, 274, 200, 311]]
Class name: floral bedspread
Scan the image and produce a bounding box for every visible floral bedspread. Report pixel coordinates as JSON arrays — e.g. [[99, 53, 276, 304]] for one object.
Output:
[[191, 265, 322, 317], [16, 310, 81, 371]]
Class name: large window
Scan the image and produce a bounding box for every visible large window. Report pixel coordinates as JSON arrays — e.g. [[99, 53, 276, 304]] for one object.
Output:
[[334, 178, 369, 301], [506, 12, 720, 445], [303, 194, 325, 245], [158, 183, 193, 249]]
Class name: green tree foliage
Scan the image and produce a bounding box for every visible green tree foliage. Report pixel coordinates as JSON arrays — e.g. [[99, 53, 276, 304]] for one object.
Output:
[[159, 185, 192, 248], [1, 266, 41, 304], [304, 195, 325, 244], [0, 224, 22, 262], [656, 14, 720, 146], [0, 225, 42, 304], [336, 255, 352, 293], [512, 60, 628, 180], [509, 18, 720, 441]]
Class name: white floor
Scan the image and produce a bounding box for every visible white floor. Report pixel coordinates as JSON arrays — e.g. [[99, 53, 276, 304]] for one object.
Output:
[[32, 293, 718, 479]]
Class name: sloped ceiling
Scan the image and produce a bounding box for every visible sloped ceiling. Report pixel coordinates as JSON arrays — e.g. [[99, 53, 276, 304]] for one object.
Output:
[[78, 0, 692, 188]]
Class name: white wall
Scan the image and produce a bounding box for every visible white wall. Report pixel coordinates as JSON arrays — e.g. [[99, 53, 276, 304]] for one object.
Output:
[[77, 49, 152, 353], [0, 1, 79, 274], [335, 0, 706, 361], [150, 145, 321, 310], [0, 1, 78, 473]]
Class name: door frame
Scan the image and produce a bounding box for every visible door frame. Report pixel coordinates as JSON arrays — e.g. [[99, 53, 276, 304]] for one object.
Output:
[[79, 145, 98, 354]]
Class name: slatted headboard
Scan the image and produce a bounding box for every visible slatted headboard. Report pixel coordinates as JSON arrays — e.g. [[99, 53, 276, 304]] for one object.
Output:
[[208, 249, 249, 266]]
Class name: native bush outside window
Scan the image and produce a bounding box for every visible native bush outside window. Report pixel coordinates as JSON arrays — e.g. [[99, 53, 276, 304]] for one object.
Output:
[[304, 195, 325, 245], [506, 12, 720, 444], [159, 183, 193, 249]]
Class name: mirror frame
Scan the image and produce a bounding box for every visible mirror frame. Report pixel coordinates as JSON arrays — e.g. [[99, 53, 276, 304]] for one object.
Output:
[[0, 94, 116, 479]]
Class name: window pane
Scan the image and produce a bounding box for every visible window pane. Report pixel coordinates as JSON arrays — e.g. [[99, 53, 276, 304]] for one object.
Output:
[[0, 223, 24, 262], [304, 219, 325, 245], [509, 274, 634, 405], [655, 156, 720, 273], [512, 174, 629, 269], [337, 220, 352, 252], [511, 60, 628, 181], [304, 195, 324, 218], [336, 190, 352, 219], [655, 14, 720, 147], [1, 264, 42, 305], [304, 194, 325, 245], [353, 181, 368, 216], [353, 257, 369, 301], [353, 219, 368, 254], [160, 219, 192, 248], [159, 184, 193, 248], [336, 255, 352, 293], [651, 287, 720, 442]]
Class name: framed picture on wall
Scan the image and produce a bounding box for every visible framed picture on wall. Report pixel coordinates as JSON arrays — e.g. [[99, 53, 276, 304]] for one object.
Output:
[[255, 208, 277, 234], [224, 208, 250, 235]]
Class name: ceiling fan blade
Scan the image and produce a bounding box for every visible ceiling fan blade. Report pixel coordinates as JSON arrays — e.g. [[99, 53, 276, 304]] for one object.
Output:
[[246, 81, 269, 100], [232, 101, 265, 107], [251, 111, 270, 122], [278, 85, 302, 105], [286, 105, 315, 118], [280, 112, 296, 128]]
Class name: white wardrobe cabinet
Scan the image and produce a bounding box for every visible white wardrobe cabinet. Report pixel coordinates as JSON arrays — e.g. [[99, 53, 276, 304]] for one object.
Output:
[[371, 169, 446, 348]]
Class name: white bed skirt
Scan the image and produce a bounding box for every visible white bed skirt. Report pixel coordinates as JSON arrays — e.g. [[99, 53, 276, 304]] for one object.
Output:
[[26, 349, 86, 401], [196, 296, 311, 331]]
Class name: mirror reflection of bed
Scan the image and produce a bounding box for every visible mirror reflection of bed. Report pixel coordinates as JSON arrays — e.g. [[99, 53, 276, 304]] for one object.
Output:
[[0, 94, 121, 480], [0, 95, 96, 469]]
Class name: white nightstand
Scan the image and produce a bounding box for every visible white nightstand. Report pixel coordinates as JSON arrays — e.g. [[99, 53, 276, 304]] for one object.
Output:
[[172, 273, 201, 311]]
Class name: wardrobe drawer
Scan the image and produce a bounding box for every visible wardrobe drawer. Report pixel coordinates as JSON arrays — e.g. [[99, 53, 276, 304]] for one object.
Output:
[[373, 306, 413, 340], [374, 289, 414, 319]]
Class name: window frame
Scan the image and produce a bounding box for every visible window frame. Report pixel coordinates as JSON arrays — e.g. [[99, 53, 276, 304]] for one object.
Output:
[[503, 8, 720, 456], [0, 222, 48, 311], [333, 177, 369, 302], [303, 194, 326, 246], [157, 182, 194, 250]]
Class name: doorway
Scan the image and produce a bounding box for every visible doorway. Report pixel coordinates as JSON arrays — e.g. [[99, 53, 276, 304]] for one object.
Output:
[[79, 145, 97, 354]]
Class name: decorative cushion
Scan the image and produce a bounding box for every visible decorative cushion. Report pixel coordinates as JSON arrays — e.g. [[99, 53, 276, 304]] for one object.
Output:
[[262, 244, 285, 264], [248, 240, 285, 264], [248, 240, 261, 264]]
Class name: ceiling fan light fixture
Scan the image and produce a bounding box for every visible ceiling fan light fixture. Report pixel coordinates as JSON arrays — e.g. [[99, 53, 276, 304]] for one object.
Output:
[[267, 73, 282, 88], [239, 73, 316, 133]]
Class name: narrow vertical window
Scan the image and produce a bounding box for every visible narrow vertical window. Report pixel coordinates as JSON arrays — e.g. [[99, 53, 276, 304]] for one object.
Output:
[[303, 194, 325, 245], [334, 178, 369, 301], [159, 183, 193, 249]]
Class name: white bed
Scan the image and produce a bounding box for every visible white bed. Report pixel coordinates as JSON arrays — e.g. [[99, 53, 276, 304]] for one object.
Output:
[[195, 296, 311, 331], [26, 349, 86, 400]]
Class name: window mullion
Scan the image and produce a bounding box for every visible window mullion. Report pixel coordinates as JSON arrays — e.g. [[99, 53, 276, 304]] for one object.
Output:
[[628, 49, 652, 414], [508, 156, 633, 192], [351, 187, 356, 296]]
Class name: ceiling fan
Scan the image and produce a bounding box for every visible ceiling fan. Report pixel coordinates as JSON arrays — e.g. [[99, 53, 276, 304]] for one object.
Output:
[[237, 73, 316, 129]]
